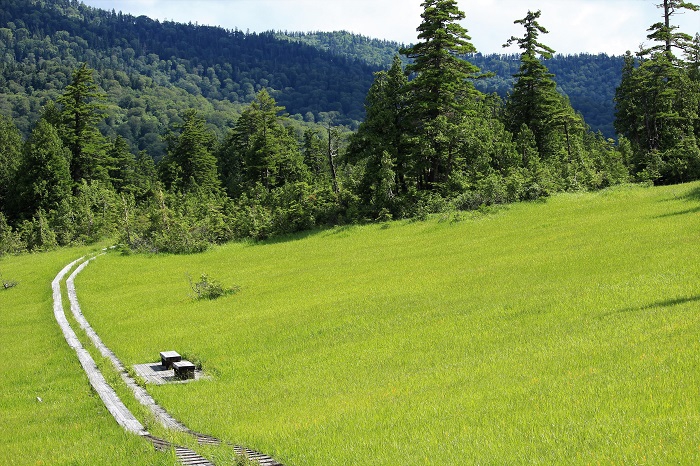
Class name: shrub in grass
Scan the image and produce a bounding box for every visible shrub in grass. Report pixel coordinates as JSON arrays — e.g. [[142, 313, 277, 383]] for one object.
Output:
[[0, 271, 17, 290], [188, 273, 240, 300]]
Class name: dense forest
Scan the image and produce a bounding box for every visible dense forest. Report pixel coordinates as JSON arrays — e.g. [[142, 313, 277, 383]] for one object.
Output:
[[0, 0, 698, 256], [1, 0, 623, 147], [278, 32, 624, 137]]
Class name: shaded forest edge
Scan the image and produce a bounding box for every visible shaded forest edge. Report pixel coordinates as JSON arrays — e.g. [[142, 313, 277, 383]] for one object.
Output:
[[0, 0, 698, 255]]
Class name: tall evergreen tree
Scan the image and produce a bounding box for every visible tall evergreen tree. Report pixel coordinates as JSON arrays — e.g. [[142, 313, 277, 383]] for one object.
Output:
[[400, 0, 484, 190], [348, 55, 411, 210], [503, 10, 576, 160], [302, 128, 330, 180], [643, 0, 699, 60], [219, 90, 307, 195], [56, 63, 108, 185], [615, 2, 700, 183], [160, 109, 221, 194], [14, 119, 72, 218]]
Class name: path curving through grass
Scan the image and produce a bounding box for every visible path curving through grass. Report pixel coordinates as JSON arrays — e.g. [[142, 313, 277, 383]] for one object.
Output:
[[53, 253, 274, 466]]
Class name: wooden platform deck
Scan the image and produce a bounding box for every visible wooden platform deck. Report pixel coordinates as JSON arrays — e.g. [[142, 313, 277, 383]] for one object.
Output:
[[133, 362, 209, 385]]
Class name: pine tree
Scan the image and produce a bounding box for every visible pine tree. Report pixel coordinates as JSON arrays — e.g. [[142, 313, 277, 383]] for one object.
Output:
[[106, 136, 137, 193], [57, 63, 108, 185], [15, 119, 72, 218], [400, 0, 484, 190], [503, 10, 575, 160], [220, 90, 307, 195], [302, 128, 329, 180], [615, 2, 700, 183], [643, 0, 699, 60], [348, 55, 411, 209], [160, 109, 221, 194]]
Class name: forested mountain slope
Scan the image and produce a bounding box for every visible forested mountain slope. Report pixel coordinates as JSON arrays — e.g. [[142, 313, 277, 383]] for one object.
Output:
[[279, 32, 624, 138], [0, 0, 378, 158], [1, 0, 623, 148]]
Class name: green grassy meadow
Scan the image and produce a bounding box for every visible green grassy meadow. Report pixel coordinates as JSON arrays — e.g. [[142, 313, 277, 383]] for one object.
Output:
[[5, 182, 700, 465], [0, 245, 174, 465]]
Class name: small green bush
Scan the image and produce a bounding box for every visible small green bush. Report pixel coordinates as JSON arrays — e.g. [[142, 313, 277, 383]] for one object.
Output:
[[0, 271, 17, 290], [188, 273, 240, 300]]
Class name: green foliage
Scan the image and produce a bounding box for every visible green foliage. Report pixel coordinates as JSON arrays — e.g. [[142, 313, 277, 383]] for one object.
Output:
[[117, 189, 232, 254], [219, 90, 309, 195], [160, 109, 221, 195], [0, 115, 22, 214], [12, 119, 72, 219], [348, 56, 410, 216], [643, 0, 699, 59], [0, 0, 689, 253], [503, 10, 580, 161], [17, 209, 58, 252], [0, 0, 376, 136], [188, 273, 240, 300], [614, 3, 700, 185], [0, 213, 25, 256], [400, 0, 485, 190], [56, 62, 109, 184]]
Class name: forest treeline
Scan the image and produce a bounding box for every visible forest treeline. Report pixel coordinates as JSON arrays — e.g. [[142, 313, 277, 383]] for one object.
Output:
[[0, 0, 698, 256], [279, 31, 624, 137], [2, 0, 623, 150]]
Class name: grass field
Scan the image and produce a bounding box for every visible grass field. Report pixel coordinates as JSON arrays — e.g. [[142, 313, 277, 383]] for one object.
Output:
[[5, 182, 700, 465], [0, 245, 174, 465]]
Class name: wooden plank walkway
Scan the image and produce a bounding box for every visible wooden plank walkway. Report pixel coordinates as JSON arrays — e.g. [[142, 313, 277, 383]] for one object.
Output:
[[52, 257, 146, 436], [54, 254, 284, 466]]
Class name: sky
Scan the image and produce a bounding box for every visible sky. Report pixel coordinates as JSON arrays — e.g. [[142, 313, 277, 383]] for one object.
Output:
[[79, 0, 700, 55]]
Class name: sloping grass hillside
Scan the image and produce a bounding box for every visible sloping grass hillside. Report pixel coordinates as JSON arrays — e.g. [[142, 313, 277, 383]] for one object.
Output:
[[77, 183, 700, 465], [0, 245, 171, 465]]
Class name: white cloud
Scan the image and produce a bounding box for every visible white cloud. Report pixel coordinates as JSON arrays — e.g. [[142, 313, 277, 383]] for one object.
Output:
[[81, 0, 699, 55]]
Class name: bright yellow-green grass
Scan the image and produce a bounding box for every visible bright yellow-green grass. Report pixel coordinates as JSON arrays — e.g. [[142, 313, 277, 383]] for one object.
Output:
[[0, 245, 173, 465], [76, 183, 700, 465]]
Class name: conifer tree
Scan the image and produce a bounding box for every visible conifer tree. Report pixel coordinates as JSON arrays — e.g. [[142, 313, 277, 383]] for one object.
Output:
[[400, 0, 484, 190], [15, 119, 72, 218], [503, 10, 576, 160], [160, 109, 221, 194], [302, 128, 329, 180], [57, 63, 108, 184], [615, 2, 700, 183], [348, 55, 410, 209], [106, 136, 137, 194], [643, 0, 699, 60], [220, 90, 307, 195]]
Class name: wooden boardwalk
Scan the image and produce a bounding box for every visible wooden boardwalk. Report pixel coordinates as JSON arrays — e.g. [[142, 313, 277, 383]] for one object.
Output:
[[54, 254, 283, 466]]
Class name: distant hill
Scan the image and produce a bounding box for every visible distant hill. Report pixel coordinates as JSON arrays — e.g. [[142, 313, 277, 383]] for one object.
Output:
[[276, 33, 623, 138], [0, 0, 622, 157], [469, 53, 623, 138]]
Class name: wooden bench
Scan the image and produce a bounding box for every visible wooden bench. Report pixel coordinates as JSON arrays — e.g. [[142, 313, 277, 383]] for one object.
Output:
[[160, 351, 181, 369], [173, 360, 196, 380]]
